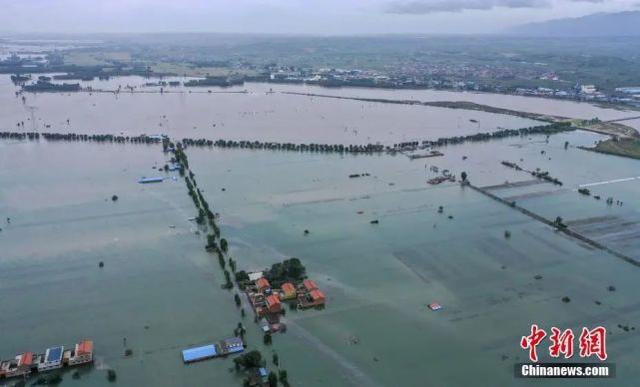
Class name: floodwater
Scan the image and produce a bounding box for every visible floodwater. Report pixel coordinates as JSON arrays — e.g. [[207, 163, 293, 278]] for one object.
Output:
[[2, 77, 640, 387], [0, 75, 544, 145], [185, 129, 640, 387]]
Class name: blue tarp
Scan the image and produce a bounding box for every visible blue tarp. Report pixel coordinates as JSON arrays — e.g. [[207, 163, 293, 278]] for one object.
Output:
[[182, 344, 217, 363]]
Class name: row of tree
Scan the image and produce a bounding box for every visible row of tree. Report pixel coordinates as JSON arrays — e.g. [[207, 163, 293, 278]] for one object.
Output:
[[1, 121, 573, 157], [171, 141, 293, 387], [501, 160, 563, 186], [0, 131, 165, 144], [183, 137, 387, 154]]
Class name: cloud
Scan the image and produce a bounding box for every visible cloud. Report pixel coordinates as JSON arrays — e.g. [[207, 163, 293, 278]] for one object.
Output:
[[386, 0, 550, 14]]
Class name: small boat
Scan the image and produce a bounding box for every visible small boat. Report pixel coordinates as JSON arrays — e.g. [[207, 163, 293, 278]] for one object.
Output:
[[428, 303, 443, 311], [138, 177, 164, 184]]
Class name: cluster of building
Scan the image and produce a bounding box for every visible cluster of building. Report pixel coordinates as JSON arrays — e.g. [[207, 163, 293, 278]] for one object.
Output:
[[181, 337, 244, 364], [245, 275, 326, 332], [265, 62, 544, 91], [0, 340, 93, 380], [513, 83, 640, 106], [263, 64, 640, 107]]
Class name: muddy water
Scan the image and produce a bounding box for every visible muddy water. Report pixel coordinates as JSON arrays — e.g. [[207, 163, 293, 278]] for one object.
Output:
[[2, 78, 640, 386]]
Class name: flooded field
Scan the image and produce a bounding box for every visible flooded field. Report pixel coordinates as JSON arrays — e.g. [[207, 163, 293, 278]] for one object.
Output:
[[0, 141, 263, 386], [0, 75, 545, 145], [184, 129, 640, 386], [2, 80, 640, 386]]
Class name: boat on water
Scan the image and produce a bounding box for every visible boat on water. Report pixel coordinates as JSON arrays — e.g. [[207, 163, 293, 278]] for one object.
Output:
[[0, 340, 93, 380], [409, 150, 444, 159], [427, 175, 455, 185], [138, 176, 164, 184]]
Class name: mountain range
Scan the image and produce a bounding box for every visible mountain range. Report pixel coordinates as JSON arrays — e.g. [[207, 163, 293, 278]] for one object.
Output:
[[509, 11, 640, 37]]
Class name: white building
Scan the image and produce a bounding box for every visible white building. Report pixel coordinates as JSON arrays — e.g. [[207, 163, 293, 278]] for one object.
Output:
[[38, 346, 63, 372], [65, 341, 93, 366], [581, 85, 597, 94]]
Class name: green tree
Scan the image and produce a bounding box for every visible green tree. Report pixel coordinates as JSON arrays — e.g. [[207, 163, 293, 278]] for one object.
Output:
[[268, 371, 278, 387], [206, 234, 217, 250], [235, 270, 249, 282], [278, 369, 289, 386], [263, 332, 272, 345], [233, 350, 263, 370]]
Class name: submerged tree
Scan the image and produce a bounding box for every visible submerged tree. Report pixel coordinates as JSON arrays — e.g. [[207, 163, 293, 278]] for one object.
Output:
[[263, 331, 272, 345], [233, 350, 263, 371], [268, 371, 278, 387]]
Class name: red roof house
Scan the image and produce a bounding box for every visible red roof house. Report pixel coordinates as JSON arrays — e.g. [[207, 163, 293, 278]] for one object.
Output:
[[303, 279, 318, 292], [266, 294, 282, 313], [309, 289, 326, 306], [256, 278, 271, 292]]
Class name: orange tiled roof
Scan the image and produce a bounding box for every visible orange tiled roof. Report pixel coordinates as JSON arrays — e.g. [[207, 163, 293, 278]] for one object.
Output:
[[20, 352, 34, 366], [310, 289, 325, 301], [303, 279, 318, 291], [77, 340, 93, 354], [256, 278, 270, 289], [281, 282, 295, 293], [266, 294, 281, 307]]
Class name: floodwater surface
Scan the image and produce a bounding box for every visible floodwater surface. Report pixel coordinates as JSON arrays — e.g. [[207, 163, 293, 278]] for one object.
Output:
[[1, 79, 640, 386]]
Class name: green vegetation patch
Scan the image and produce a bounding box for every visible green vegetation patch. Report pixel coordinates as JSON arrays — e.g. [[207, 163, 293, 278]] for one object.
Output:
[[592, 138, 640, 160]]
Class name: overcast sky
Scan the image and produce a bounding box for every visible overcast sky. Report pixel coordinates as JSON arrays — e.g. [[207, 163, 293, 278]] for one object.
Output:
[[1, 0, 638, 34]]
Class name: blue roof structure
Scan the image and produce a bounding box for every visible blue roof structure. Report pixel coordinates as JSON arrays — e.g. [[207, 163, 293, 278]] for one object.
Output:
[[182, 344, 218, 363], [46, 346, 63, 362], [259, 367, 268, 377]]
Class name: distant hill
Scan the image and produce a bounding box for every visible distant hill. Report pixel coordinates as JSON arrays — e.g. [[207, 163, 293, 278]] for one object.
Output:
[[509, 11, 640, 37]]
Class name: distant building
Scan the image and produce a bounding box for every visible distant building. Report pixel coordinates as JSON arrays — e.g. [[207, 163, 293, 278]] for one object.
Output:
[[280, 282, 296, 300], [66, 341, 93, 366], [221, 337, 244, 354], [309, 289, 326, 306], [581, 85, 597, 94], [0, 352, 34, 379], [38, 346, 63, 372], [616, 87, 640, 94], [266, 294, 282, 313], [303, 279, 318, 292], [247, 271, 263, 282], [256, 278, 271, 292], [182, 344, 218, 364]]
